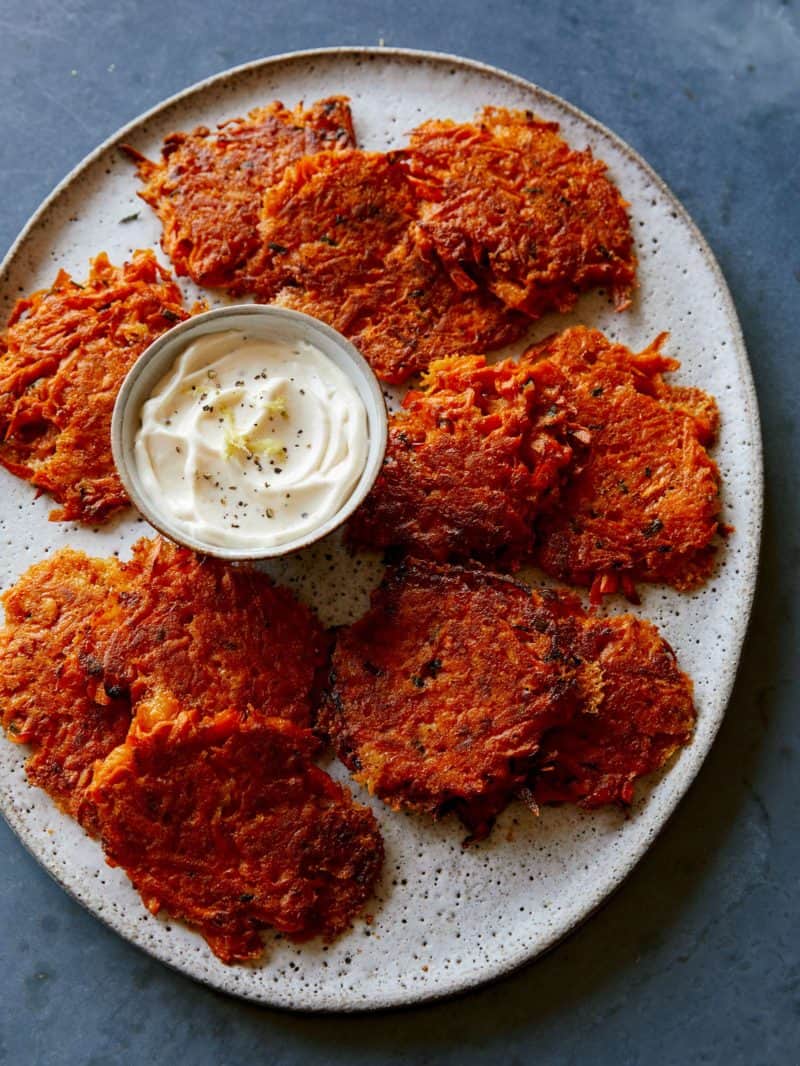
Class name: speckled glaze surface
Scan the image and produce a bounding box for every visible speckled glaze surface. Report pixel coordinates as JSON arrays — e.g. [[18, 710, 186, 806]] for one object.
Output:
[[0, 48, 761, 1012]]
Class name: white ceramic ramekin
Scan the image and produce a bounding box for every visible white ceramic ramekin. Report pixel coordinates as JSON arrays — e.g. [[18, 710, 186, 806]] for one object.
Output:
[[111, 304, 388, 560]]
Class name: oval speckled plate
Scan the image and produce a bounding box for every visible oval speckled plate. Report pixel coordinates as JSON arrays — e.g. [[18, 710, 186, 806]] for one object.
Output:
[[0, 48, 762, 1011]]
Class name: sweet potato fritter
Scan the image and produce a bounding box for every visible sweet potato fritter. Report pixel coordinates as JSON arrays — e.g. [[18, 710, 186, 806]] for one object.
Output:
[[243, 150, 417, 297], [324, 560, 696, 828], [89, 709, 384, 963], [321, 561, 596, 841], [95, 538, 329, 730], [350, 324, 721, 596], [406, 107, 636, 317], [0, 539, 381, 962], [0, 536, 327, 833], [348, 353, 581, 565], [0, 251, 191, 523], [532, 597, 696, 806], [124, 97, 355, 287], [523, 327, 722, 601], [250, 150, 526, 382], [0, 550, 136, 831]]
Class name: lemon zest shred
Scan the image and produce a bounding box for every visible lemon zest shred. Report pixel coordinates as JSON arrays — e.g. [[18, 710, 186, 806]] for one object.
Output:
[[222, 408, 287, 462], [263, 396, 288, 419]]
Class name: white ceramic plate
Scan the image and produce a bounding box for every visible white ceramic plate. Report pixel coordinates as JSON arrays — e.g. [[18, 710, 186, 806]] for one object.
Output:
[[0, 47, 762, 1011]]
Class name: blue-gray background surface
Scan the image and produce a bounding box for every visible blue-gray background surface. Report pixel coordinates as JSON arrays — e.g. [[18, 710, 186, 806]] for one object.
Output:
[[0, 1, 797, 1063]]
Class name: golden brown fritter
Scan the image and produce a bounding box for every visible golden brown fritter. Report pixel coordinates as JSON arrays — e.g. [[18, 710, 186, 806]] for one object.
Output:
[[251, 150, 527, 382], [523, 327, 722, 601], [406, 107, 636, 317], [89, 709, 384, 963], [350, 324, 721, 597], [0, 251, 191, 523], [242, 149, 417, 297], [348, 353, 581, 565], [0, 539, 383, 962], [124, 97, 355, 288], [321, 561, 596, 841], [0, 537, 328, 832], [95, 538, 329, 730], [336, 233, 528, 384], [0, 550, 137, 832], [324, 559, 696, 826], [532, 598, 696, 806]]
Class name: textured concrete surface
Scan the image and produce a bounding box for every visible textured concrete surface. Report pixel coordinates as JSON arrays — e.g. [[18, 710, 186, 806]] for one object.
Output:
[[0, 1, 797, 1063]]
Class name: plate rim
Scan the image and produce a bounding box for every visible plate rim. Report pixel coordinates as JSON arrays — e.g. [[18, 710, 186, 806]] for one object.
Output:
[[0, 45, 764, 1013]]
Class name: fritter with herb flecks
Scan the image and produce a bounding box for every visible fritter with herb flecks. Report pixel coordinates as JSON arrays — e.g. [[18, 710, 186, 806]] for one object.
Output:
[[523, 327, 722, 602], [0, 251, 192, 523], [124, 97, 355, 288], [406, 107, 636, 316], [90, 709, 384, 963], [321, 560, 598, 841], [323, 560, 696, 831], [348, 352, 581, 564], [531, 594, 696, 806], [251, 150, 527, 383], [95, 537, 329, 731], [0, 550, 139, 833], [243, 150, 417, 299], [0, 535, 329, 832], [0, 537, 372, 964]]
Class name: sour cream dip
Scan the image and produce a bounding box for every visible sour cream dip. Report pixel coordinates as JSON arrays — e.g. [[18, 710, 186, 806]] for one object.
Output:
[[134, 329, 369, 549]]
